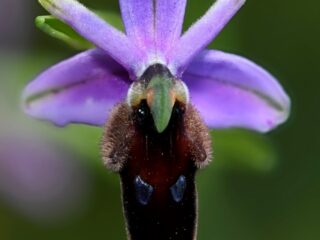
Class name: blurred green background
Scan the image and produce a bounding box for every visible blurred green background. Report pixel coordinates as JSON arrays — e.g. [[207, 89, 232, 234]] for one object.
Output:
[[0, 0, 319, 239]]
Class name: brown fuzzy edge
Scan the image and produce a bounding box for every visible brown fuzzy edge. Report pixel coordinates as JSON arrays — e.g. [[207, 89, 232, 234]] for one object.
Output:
[[100, 103, 134, 172], [184, 104, 213, 169]]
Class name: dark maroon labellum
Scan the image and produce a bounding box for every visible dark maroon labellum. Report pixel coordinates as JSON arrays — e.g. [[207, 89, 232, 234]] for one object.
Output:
[[101, 65, 212, 240]]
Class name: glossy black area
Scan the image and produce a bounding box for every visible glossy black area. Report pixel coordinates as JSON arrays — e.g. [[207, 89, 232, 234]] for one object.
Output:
[[134, 176, 154, 206], [134, 100, 151, 127], [170, 175, 187, 203], [133, 100, 185, 135]]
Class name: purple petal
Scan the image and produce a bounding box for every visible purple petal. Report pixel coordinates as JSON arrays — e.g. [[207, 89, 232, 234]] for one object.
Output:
[[183, 50, 290, 132], [155, 0, 187, 54], [39, 0, 142, 76], [119, 0, 154, 52], [22, 49, 130, 126], [119, 0, 187, 75], [169, 0, 245, 75]]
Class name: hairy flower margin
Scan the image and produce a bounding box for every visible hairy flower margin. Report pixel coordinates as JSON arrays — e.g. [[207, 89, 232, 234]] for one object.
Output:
[[23, 0, 290, 132]]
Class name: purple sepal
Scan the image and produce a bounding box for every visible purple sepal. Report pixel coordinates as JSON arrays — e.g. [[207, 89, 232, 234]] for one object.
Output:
[[183, 50, 290, 132], [22, 49, 130, 126]]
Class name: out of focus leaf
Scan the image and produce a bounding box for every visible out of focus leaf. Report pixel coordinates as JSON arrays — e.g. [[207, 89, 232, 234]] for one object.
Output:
[[211, 129, 277, 172], [35, 11, 123, 50], [35, 15, 93, 50]]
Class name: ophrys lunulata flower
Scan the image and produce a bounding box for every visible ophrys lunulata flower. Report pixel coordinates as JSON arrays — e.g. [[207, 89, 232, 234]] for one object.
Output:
[[23, 1, 290, 239]]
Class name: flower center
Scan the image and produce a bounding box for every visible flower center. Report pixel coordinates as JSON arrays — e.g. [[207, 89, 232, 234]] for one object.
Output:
[[127, 64, 189, 133]]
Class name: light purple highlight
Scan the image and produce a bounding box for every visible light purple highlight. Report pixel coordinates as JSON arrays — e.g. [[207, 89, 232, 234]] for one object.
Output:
[[184, 50, 290, 132], [23, 49, 130, 126], [40, 0, 143, 75], [169, 0, 245, 75]]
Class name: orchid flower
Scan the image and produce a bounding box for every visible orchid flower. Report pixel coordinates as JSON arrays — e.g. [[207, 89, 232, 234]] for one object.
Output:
[[22, 0, 290, 239]]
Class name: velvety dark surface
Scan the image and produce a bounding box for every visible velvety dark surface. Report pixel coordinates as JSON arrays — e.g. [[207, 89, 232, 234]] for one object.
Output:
[[121, 100, 198, 240]]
